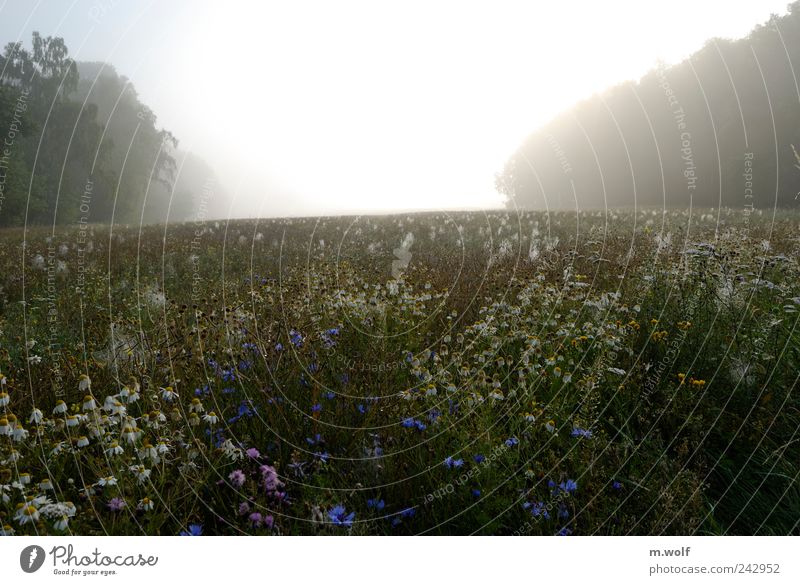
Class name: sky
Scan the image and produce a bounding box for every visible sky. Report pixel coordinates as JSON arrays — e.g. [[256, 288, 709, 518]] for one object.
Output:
[[0, 0, 793, 217]]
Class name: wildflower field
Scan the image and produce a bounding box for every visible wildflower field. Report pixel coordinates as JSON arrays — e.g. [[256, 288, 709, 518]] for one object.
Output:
[[0, 208, 798, 535]]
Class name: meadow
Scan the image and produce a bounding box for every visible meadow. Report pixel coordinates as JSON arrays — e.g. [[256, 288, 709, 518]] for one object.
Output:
[[0, 208, 798, 535]]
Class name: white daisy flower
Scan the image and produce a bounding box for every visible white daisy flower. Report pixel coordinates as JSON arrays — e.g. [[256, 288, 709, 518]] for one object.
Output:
[[97, 476, 117, 487], [159, 386, 178, 402], [82, 395, 98, 411], [105, 441, 124, 456], [138, 497, 154, 512], [12, 426, 28, 442], [129, 465, 151, 484], [28, 409, 44, 424], [16, 505, 40, 525], [78, 374, 91, 393]]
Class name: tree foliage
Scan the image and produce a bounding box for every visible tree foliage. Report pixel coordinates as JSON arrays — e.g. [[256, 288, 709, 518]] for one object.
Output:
[[0, 33, 217, 227], [498, 3, 800, 210]]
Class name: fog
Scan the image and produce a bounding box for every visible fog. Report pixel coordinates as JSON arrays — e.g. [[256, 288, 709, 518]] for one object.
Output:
[[0, 0, 793, 220]]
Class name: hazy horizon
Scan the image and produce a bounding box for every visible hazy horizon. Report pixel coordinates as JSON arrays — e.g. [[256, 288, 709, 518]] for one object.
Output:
[[0, 0, 793, 218]]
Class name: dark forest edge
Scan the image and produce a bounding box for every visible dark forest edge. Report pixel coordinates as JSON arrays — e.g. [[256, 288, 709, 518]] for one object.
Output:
[[0, 33, 225, 228]]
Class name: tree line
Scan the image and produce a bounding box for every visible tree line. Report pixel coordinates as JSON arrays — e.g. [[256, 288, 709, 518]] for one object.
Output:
[[497, 2, 800, 210], [0, 32, 221, 227]]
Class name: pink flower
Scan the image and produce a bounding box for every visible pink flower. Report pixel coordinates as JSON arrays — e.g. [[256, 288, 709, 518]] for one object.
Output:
[[107, 497, 126, 512], [260, 464, 285, 497], [246, 448, 261, 459], [229, 469, 246, 488], [238, 502, 251, 516], [248, 512, 263, 528]]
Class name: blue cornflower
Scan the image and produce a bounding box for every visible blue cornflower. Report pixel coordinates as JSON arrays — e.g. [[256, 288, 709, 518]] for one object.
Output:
[[505, 437, 519, 447], [324, 391, 336, 400], [473, 454, 485, 464], [180, 523, 203, 536], [414, 420, 427, 431], [321, 328, 340, 348], [221, 369, 236, 382], [237, 401, 254, 418], [275, 343, 284, 352], [289, 330, 303, 348], [571, 427, 593, 439], [559, 479, 578, 494], [367, 499, 385, 511], [328, 505, 355, 528], [472, 489, 481, 498], [531, 502, 550, 519], [612, 480, 623, 490], [444, 456, 464, 469], [556, 527, 573, 536], [311, 403, 322, 413], [400, 507, 416, 518], [401, 417, 417, 428]]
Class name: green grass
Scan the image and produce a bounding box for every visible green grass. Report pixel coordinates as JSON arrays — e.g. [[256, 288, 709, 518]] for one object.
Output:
[[0, 208, 797, 535]]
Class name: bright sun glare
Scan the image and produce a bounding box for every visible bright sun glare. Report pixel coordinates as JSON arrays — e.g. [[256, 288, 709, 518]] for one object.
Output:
[[147, 0, 791, 216]]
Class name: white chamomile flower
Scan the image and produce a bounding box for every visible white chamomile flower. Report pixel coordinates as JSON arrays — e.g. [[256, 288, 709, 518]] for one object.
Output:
[[138, 497, 154, 512], [78, 374, 91, 393], [159, 386, 178, 402], [121, 425, 140, 444], [138, 442, 159, 463], [28, 409, 44, 424], [12, 426, 28, 442], [82, 395, 98, 411], [97, 476, 117, 487], [130, 465, 151, 484], [105, 441, 124, 456], [16, 505, 40, 525], [53, 400, 68, 414]]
